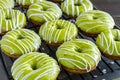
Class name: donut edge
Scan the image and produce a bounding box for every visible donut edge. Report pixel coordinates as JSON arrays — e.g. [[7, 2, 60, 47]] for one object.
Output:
[[61, 64, 96, 74]]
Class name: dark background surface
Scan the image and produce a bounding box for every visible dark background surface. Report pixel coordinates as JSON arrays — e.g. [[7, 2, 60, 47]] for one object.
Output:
[[92, 0, 120, 26], [0, 0, 120, 80]]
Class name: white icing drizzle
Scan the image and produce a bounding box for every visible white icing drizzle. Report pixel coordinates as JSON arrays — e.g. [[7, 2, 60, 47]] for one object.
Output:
[[1, 45, 14, 54], [56, 39, 101, 72], [0, 0, 14, 10], [27, 1, 62, 23], [39, 20, 78, 43], [61, 0, 93, 17], [97, 29, 120, 56], [0, 9, 26, 34], [1, 29, 41, 55], [2, 39, 24, 53], [16, 0, 44, 6], [11, 53, 60, 80], [76, 10, 115, 34]]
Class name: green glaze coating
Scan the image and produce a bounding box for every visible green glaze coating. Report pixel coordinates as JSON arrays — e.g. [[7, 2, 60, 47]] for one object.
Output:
[[16, 0, 46, 8], [76, 10, 115, 36], [56, 39, 101, 72], [11, 52, 60, 80], [39, 20, 78, 44], [0, 29, 41, 58], [27, 1, 62, 25], [0, 0, 14, 10], [61, 0, 93, 18], [96, 29, 120, 57], [0, 9, 26, 34]]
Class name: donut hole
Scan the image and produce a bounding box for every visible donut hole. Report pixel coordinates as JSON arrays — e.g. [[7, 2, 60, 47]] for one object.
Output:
[[41, 8, 47, 11], [93, 16, 98, 19], [56, 25, 64, 29], [115, 38, 120, 41], [74, 3, 81, 6], [75, 48, 82, 53], [17, 35, 25, 39], [6, 16, 11, 20], [31, 65, 37, 70]]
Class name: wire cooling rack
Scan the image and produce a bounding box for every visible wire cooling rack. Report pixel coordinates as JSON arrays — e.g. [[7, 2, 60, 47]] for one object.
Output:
[[1, 1, 120, 80]]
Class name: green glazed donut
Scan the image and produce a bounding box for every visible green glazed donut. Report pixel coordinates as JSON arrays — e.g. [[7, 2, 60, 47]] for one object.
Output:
[[76, 10, 115, 37], [16, 0, 46, 8], [56, 39, 101, 74], [0, 29, 41, 58], [11, 52, 60, 80], [0, 9, 26, 34], [27, 1, 62, 25], [39, 20, 78, 46], [61, 0, 93, 18], [96, 29, 120, 60], [0, 0, 14, 10]]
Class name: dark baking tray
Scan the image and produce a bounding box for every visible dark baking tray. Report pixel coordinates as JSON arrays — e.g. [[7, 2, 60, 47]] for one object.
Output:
[[1, 0, 120, 80]]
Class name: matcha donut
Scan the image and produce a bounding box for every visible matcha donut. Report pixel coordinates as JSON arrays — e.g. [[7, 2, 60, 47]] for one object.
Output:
[[96, 29, 120, 60], [11, 52, 60, 80], [0, 29, 41, 58], [61, 0, 93, 18], [0, 0, 14, 10], [76, 10, 115, 37], [39, 20, 78, 46], [27, 1, 62, 25], [16, 0, 46, 8], [56, 39, 101, 74], [0, 9, 26, 34]]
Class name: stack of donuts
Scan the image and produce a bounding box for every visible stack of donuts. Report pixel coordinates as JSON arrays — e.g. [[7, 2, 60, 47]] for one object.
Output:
[[0, 0, 118, 80]]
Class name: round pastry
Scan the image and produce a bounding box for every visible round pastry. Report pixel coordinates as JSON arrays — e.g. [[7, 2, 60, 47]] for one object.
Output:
[[0, 9, 26, 35], [52, 0, 64, 3], [0, 29, 41, 58], [76, 10, 115, 37], [27, 1, 62, 25], [0, 0, 14, 10], [16, 0, 46, 9], [61, 0, 93, 18], [56, 39, 101, 74], [11, 52, 60, 80], [39, 20, 78, 46], [96, 29, 120, 60]]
